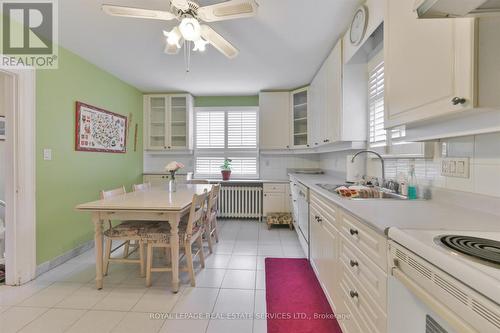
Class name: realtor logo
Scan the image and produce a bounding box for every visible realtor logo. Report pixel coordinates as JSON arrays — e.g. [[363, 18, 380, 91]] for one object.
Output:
[[1, 0, 58, 68]]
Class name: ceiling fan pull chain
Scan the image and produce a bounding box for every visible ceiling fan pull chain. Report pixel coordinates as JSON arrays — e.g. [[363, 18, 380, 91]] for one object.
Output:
[[184, 40, 191, 73]]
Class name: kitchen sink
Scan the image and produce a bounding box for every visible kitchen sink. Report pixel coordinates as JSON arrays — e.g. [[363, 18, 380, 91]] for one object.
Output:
[[316, 183, 408, 200]]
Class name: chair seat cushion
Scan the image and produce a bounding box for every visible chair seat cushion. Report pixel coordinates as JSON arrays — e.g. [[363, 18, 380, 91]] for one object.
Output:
[[139, 221, 201, 242], [104, 221, 163, 238]]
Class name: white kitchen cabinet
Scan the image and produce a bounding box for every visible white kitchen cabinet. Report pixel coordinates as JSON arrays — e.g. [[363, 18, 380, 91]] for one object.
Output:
[[308, 188, 389, 333], [143, 173, 187, 186], [290, 87, 310, 149], [384, 0, 476, 127], [144, 94, 193, 151], [308, 39, 366, 147], [259, 92, 291, 150], [263, 183, 290, 215]]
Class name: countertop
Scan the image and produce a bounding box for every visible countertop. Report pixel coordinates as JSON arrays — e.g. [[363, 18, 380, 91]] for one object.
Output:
[[289, 173, 500, 235]]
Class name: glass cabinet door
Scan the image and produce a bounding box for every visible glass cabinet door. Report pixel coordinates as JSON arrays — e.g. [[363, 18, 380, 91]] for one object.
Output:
[[148, 97, 167, 149], [292, 89, 308, 147], [169, 96, 188, 149]]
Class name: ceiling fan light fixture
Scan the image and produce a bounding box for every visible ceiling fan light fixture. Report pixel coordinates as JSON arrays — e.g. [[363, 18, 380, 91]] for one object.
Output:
[[164, 27, 182, 47], [179, 17, 201, 41], [193, 38, 209, 52]]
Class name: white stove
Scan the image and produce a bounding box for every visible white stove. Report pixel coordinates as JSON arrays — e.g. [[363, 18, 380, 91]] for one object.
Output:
[[389, 228, 500, 304], [388, 228, 500, 333]]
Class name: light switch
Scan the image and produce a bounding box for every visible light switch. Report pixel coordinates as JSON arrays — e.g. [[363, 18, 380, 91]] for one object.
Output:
[[441, 158, 469, 178], [43, 148, 52, 161]]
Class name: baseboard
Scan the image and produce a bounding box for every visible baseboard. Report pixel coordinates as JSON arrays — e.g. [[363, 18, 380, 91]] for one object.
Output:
[[36, 240, 94, 277]]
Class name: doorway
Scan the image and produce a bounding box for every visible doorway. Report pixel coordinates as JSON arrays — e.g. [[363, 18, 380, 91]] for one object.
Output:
[[0, 72, 6, 283], [0, 67, 36, 285]]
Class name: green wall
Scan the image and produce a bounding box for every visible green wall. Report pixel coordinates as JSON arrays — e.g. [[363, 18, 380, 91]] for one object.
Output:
[[194, 95, 259, 107], [36, 47, 143, 264]]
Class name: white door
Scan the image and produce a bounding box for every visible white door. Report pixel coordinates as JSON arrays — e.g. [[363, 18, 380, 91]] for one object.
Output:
[[324, 40, 342, 144], [384, 0, 475, 127], [259, 92, 290, 149], [263, 192, 284, 215], [169, 95, 188, 149], [146, 96, 168, 150]]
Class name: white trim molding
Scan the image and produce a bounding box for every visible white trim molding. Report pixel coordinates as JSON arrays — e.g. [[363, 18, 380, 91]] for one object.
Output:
[[0, 66, 37, 285]]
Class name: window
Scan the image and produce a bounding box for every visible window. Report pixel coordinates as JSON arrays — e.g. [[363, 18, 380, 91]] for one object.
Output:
[[194, 107, 259, 178], [368, 52, 405, 147], [368, 60, 386, 146]]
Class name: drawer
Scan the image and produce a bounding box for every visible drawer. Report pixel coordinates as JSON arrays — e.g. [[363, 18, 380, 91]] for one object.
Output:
[[339, 263, 387, 333], [339, 212, 387, 272], [310, 192, 339, 233], [264, 183, 286, 193], [339, 233, 387, 312]]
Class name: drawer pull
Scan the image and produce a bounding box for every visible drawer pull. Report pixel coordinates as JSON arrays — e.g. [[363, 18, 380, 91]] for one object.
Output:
[[349, 228, 359, 236], [349, 260, 359, 267], [349, 290, 359, 298]]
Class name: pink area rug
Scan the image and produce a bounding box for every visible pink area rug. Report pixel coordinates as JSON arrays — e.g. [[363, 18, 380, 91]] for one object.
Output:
[[265, 258, 343, 333]]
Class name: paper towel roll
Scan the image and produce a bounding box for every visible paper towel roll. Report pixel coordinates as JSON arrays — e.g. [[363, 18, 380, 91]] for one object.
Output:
[[346, 155, 364, 183]]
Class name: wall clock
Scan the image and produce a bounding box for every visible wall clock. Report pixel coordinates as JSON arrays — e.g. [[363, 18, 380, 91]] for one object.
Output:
[[350, 5, 368, 46]]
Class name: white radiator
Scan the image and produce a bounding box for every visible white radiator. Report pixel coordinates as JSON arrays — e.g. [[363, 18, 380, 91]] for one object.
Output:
[[218, 186, 262, 220]]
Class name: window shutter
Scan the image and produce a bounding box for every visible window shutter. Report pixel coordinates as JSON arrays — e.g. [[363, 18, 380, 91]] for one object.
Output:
[[229, 157, 258, 176], [227, 111, 257, 149], [194, 108, 259, 178], [195, 157, 225, 175], [368, 61, 386, 146], [195, 111, 225, 149]]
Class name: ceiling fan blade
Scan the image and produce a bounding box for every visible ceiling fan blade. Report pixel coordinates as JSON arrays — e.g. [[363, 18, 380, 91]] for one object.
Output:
[[198, 0, 258, 22], [102, 4, 176, 21], [170, 0, 190, 11], [200, 25, 239, 59]]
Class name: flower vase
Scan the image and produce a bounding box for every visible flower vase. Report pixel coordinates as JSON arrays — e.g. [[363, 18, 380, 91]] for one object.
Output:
[[169, 172, 177, 192]]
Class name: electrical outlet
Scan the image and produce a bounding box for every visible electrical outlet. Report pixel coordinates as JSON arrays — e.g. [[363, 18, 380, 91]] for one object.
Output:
[[441, 158, 469, 178], [43, 148, 52, 161]]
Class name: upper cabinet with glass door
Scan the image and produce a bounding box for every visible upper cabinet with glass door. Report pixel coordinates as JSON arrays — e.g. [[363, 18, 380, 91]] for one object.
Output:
[[144, 94, 193, 151], [291, 87, 310, 148]]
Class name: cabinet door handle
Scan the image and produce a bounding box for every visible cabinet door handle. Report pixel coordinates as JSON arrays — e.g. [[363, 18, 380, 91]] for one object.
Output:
[[349, 260, 359, 267], [451, 97, 466, 105], [349, 290, 359, 298], [349, 228, 359, 236]]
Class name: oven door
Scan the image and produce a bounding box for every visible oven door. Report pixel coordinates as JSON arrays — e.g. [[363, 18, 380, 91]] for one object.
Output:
[[388, 275, 459, 333]]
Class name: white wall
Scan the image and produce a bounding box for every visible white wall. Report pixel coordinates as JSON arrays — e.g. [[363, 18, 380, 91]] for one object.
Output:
[[144, 153, 321, 180]]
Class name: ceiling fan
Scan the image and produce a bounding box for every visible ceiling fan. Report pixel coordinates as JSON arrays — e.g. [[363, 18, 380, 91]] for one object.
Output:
[[102, 0, 258, 61]]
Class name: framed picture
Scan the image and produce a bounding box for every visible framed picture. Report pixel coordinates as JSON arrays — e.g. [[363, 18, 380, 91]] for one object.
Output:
[[75, 102, 127, 153], [0, 116, 5, 140]]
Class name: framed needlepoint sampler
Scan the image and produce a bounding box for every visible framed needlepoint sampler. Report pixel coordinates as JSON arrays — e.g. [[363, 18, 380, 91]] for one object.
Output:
[[75, 102, 127, 153]]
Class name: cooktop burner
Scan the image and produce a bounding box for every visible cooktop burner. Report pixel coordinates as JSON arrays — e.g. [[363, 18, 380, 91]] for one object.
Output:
[[440, 235, 500, 265]]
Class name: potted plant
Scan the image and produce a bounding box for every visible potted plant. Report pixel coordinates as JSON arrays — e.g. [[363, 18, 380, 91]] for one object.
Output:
[[220, 159, 232, 181], [165, 161, 185, 192]]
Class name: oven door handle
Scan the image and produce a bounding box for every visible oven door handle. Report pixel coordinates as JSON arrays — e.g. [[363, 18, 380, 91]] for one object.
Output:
[[392, 267, 478, 333]]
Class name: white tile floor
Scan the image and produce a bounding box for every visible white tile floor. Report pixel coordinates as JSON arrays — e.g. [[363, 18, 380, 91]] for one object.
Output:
[[0, 220, 304, 333]]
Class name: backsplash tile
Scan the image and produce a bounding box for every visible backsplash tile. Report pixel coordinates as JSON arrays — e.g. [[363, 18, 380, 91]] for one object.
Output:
[[319, 132, 500, 198]]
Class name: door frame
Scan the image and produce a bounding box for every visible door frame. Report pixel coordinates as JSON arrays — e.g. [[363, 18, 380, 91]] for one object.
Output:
[[0, 66, 37, 285]]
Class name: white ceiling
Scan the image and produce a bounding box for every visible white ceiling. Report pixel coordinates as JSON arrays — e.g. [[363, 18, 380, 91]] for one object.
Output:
[[59, 0, 362, 95]]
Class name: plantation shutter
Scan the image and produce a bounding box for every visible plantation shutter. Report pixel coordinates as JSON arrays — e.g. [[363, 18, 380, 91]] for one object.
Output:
[[368, 60, 386, 146], [195, 111, 225, 149]]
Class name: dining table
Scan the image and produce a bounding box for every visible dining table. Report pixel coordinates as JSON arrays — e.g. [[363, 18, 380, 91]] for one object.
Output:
[[75, 183, 213, 293]]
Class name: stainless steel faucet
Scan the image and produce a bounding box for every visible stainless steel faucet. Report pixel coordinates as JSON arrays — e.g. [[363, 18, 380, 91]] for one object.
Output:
[[351, 150, 385, 186]]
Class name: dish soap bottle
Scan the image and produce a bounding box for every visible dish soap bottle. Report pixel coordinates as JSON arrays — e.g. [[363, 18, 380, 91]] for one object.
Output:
[[407, 164, 418, 200]]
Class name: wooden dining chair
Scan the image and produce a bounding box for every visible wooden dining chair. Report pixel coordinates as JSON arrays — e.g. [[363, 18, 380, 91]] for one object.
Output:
[[101, 186, 147, 277], [132, 182, 151, 192], [205, 184, 220, 254], [142, 190, 208, 287]]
